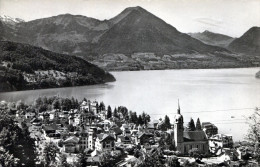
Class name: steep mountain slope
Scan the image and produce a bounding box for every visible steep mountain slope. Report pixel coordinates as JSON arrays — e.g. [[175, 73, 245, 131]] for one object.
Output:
[[10, 14, 111, 54], [228, 27, 260, 56], [0, 41, 115, 92], [189, 30, 234, 47], [95, 7, 228, 55]]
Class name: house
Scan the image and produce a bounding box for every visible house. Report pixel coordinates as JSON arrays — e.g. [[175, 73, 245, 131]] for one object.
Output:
[[117, 135, 132, 144], [73, 114, 81, 126], [90, 101, 99, 114], [117, 156, 139, 167], [87, 156, 100, 166], [152, 120, 160, 130], [78, 131, 88, 151], [49, 110, 57, 120], [30, 117, 42, 126], [80, 101, 90, 111], [135, 132, 154, 145], [16, 110, 24, 118], [25, 112, 35, 119], [43, 124, 60, 142], [88, 127, 97, 150], [109, 127, 123, 139], [146, 123, 155, 133], [95, 133, 115, 151], [209, 134, 233, 153], [99, 120, 112, 131], [202, 122, 218, 137], [121, 124, 131, 136], [219, 148, 239, 162], [63, 136, 80, 153], [39, 112, 50, 121]]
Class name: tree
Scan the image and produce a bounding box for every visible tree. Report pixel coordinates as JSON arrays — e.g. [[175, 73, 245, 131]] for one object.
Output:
[[35, 97, 43, 108], [76, 151, 88, 167], [16, 100, 25, 110], [58, 154, 70, 167], [113, 108, 118, 118], [188, 148, 202, 160], [99, 151, 117, 167], [138, 148, 165, 167], [138, 115, 144, 125], [130, 111, 138, 124], [0, 110, 37, 167], [52, 99, 61, 110], [42, 142, 58, 167], [246, 108, 260, 163], [196, 118, 202, 131], [161, 115, 171, 131], [0, 148, 17, 167], [166, 156, 180, 167], [107, 105, 112, 119], [68, 124, 75, 132], [99, 102, 105, 111], [188, 118, 196, 131], [141, 112, 151, 126]]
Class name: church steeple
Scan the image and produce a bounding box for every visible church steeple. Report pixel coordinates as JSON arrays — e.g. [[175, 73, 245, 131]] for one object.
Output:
[[177, 99, 180, 114], [174, 99, 184, 152]]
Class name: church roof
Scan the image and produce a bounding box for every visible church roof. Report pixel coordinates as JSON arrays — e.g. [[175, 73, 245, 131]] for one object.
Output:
[[183, 131, 207, 142]]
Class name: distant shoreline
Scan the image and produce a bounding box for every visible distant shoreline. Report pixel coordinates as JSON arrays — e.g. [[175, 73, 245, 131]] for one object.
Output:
[[107, 66, 260, 72]]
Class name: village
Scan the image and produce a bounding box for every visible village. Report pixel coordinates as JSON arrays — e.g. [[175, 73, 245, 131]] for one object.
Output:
[[0, 96, 258, 167]]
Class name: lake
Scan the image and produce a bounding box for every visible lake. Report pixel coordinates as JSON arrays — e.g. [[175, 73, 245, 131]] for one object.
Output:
[[0, 68, 259, 141]]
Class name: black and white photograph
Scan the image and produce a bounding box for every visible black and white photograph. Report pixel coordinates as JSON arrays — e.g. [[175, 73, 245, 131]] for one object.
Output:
[[0, 0, 259, 166]]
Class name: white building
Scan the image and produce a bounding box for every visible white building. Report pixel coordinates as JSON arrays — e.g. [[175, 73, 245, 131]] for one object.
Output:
[[209, 134, 233, 154]]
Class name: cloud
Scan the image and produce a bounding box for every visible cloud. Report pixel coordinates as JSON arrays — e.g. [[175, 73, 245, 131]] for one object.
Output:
[[194, 18, 222, 27]]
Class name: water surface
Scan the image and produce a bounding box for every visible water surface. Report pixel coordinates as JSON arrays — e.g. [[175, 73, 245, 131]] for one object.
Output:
[[1, 68, 259, 141]]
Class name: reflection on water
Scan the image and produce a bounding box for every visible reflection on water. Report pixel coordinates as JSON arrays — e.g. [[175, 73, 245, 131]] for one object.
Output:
[[0, 68, 260, 141]]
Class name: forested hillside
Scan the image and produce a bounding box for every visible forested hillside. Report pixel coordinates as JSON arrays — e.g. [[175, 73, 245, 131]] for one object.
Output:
[[0, 41, 115, 92]]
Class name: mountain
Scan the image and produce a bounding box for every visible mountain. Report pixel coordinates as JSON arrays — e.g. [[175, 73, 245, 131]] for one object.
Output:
[[94, 7, 228, 55], [0, 41, 115, 92], [0, 6, 258, 70], [0, 14, 110, 54], [256, 70, 260, 78], [228, 27, 260, 56], [0, 15, 24, 26], [1, 7, 228, 55], [189, 30, 234, 48]]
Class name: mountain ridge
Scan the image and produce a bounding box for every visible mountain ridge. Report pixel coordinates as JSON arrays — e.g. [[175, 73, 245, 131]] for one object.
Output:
[[0, 6, 259, 70], [189, 30, 234, 48], [228, 26, 260, 56]]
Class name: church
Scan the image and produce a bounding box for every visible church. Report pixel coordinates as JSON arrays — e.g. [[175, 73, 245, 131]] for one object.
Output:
[[173, 101, 209, 154]]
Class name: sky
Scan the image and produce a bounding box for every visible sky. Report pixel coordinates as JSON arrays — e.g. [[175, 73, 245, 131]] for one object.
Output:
[[0, 0, 259, 37]]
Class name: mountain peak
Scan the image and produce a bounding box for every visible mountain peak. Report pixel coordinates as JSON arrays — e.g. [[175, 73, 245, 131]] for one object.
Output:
[[109, 6, 149, 24], [202, 30, 212, 34], [0, 15, 24, 25], [228, 26, 260, 55], [247, 26, 260, 34], [124, 6, 149, 15], [125, 6, 146, 11]]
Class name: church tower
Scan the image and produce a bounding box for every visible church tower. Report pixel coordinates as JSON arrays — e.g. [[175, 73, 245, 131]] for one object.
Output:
[[174, 99, 184, 152]]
